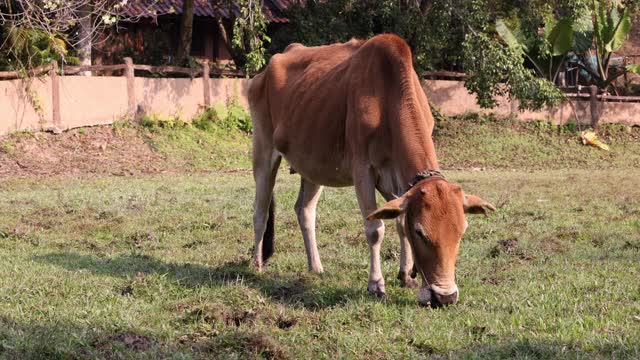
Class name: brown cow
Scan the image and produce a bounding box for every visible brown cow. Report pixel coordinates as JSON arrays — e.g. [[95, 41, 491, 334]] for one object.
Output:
[[248, 34, 495, 306]]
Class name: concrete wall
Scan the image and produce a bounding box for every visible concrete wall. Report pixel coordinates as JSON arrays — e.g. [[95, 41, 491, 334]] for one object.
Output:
[[0, 78, 53, 135], [1, 77, 638, 136], [60, 76, 128, 129], [421, 80, 640, 126]]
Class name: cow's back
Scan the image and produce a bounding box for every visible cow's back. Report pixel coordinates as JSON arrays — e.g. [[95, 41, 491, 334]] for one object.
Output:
[[248, 34, 433, 187], [249, 39, 367, 186]]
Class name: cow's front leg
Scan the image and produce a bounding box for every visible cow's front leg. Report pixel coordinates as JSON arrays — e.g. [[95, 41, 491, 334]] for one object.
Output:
[[396, 215, 419, 288], [364, 218, 386, 297], [294, 178, 324, 273], [354, 167, 386, 298]]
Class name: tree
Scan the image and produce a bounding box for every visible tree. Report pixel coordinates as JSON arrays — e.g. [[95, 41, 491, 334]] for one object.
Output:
[[175, 0, 195, 66], [267, 0, 566, 111], [496, 0, 639, 127], [232, 0, 270, 75], [0, 0, 150, 73]]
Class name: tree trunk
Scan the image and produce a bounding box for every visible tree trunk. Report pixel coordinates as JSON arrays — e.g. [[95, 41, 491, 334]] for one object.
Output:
[[77, 3, 93, 76], [215, 17, 246, 69], [589, 85, 601, 129], [176, 0, 195, 65]]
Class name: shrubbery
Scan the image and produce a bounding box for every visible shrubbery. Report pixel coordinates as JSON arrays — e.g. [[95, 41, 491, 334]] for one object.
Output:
[[191, 100, 252, 134], [139, 99, 252, 135]]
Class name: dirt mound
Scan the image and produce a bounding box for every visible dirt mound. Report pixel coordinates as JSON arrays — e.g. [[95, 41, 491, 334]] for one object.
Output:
[[0, 127, 168, 177]]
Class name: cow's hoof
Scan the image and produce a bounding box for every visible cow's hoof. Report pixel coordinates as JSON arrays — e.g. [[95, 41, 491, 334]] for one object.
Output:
[[369, 289, 387, 298], [417, 287, 433, 306], [368, 281, 386, 298], [401, 277, 420, 289], [398, 271, 420, 289], [250, 260, 263, 273]]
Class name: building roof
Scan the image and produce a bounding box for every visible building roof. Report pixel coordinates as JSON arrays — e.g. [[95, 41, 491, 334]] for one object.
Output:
[[121, 0, 294, 23]]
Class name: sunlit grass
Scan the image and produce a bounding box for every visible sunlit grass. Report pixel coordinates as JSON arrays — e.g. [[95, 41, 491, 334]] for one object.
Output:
[[0, 168, 639, 359]]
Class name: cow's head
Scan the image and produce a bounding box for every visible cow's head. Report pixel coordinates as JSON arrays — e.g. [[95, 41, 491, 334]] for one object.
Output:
[[367, 178, 495, 307]]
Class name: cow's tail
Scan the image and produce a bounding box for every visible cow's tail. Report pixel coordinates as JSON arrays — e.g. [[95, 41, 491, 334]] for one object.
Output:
[[262, 195, 275, 263]]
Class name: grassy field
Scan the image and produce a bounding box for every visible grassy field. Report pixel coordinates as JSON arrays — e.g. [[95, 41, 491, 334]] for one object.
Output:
[[0, 116, 639, 359]]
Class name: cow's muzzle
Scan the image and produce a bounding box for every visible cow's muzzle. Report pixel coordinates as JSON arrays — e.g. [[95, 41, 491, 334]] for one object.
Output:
[[418, 287, 459, 307]]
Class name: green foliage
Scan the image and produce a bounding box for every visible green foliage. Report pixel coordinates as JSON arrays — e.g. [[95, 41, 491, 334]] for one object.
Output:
[[595, 1, 631, 53], [462, 31, 565, 110], [269, 0, 570, 110], [192, 100, 252, 134], [587, 0, 634, 87], [233, 0, 271, 75], [269, 0, 449, 71], [139, 114, 188, 131], [0, 25, 79, 71]]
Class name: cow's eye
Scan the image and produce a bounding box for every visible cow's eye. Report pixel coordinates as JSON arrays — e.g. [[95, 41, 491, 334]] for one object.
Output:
[[415, 226, 428, 241]]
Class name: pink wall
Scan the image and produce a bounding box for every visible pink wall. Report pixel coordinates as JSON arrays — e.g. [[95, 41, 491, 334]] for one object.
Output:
[[421, 80, 640, 126], [0, 77, 638, 136], [0, 78, 53, 135]]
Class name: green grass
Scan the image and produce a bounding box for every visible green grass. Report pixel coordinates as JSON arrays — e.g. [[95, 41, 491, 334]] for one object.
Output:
[[434, 114, 640, 170], [1, 115, 639, 358], [141, 113, 640, 172], [0, 170, 639, 359], [142, 123, 252, 172]]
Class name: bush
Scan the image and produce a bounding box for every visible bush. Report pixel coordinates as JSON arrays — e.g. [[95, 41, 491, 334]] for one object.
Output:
[[139, 114, 188, 131], [192, 100, 252, 134]]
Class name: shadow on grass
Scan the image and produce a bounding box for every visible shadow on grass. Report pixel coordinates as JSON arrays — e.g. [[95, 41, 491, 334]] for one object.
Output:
[[0, 315, 292, 359], [0, 315, 174, 359], [32, 252, 373, 310], [441, 339, 640, 359]]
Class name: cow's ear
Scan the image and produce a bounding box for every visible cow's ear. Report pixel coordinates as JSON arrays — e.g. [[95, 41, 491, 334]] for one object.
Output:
[[367, 195, 408, 220], [464, 195, 496, 215]]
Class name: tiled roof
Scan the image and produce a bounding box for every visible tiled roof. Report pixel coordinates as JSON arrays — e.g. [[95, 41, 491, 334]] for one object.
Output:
[[121, 0, 293, 23]]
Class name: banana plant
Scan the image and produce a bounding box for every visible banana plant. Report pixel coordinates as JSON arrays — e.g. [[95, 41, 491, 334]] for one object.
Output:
[[496, 16, 575, 83], [587, 0, 633, 89]]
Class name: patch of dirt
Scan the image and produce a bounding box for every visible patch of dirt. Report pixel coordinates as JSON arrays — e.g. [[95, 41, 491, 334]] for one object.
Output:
[[275, 315, 298, 330], [409, 339, 440, 355], [20, 207, 63, 230], [539, 236, 568, 253], [268, 278, 309, 302], [177, 321, 289, 359], [0, 127, 167, 177], [489, 238, 535, 261], [226, 310, 259, 327], [622, 240, 640, 250], [181, 304, 259, 327], [128, 231, 157, 249], [480, 276, 501, 285], [489, 238, 519, 257], [178, 303, 300, 333], [93, 332, 156, 353]]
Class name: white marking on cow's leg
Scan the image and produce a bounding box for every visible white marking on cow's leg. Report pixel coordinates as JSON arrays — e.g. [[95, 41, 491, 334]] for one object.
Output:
[[354, 168, 386, 297], [396, 215, 418, 288], [364, 219, 386, 297], [252, 144, 281, 272], [294, 178, 324, 273]]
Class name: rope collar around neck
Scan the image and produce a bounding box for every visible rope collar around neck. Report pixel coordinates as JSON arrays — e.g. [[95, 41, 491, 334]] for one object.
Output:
[[408, 169, 445, 188]]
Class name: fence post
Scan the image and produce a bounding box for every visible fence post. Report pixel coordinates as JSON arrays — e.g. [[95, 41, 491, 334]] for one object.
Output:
[[124, 57, 136, 119], [50, 60, 61, 131], [203, 60, 211, 107]]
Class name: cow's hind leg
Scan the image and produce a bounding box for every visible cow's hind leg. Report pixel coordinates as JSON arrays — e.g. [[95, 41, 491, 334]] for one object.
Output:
[[354, 168, 386, 297], [295, 178, 324, 273], [252, 145, 281, 272], [396, 216, 419, 288]]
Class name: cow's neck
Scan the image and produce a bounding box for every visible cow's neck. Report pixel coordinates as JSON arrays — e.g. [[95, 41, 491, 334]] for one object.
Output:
[[392, 120, 440, 192]]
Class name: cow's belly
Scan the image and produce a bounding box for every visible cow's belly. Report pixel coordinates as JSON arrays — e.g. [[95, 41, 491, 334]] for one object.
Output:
[[274, 131, 353, 187], [278, 150, 353, 187]]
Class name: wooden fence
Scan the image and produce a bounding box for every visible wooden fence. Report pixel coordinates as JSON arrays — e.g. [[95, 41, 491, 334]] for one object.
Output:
[[0, 58, 243, 129]]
